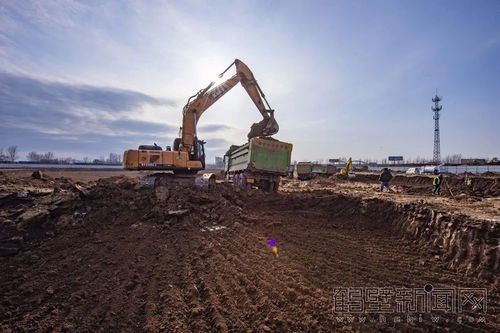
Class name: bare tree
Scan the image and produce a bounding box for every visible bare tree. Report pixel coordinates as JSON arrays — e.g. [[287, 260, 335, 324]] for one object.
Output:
[[41, 152, 55, 162], [107, 153, 121, 164], [443, 154, 462, 164], [0, 148, 7, 162], [7, 145, 18, 162], [59, 157, 75, 164], [27, 152, 41, 161], [82, 157, 91, 163]]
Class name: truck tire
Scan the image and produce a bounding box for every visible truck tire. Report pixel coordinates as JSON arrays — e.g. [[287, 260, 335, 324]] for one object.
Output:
[[272, 180, 279, 192], [239, 174, 248, 187], [263, 180, 274, 192], [240, 174, 248, 187], [234, 173, 241, 186]]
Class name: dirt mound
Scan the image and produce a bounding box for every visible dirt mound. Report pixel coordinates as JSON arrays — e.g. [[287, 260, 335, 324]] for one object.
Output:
[[1, 175, 498, 331], [481, 171, 498, 177], [297, 172, 500, 198], [0, 175, 254, 257]]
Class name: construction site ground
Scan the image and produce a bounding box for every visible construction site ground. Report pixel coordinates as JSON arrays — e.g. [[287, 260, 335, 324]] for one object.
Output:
[[0, 169, 498, 332]]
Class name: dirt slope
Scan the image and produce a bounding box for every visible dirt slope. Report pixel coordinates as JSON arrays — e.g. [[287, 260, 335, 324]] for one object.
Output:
[[0, 174, 498, 332]]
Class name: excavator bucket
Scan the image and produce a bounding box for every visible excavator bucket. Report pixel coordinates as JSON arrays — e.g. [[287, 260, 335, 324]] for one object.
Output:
[[247, 112, 279, 139], [138, 172, 216, 189], [194, 173, 217, 189]]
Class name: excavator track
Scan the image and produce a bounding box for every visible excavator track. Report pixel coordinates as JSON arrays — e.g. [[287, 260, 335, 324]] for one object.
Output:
[[140, 172, 216, 188]]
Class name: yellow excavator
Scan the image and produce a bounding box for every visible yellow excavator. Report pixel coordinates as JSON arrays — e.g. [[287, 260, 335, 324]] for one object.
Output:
[[123, 59, 279, 177], [340, 157, 353, 175]]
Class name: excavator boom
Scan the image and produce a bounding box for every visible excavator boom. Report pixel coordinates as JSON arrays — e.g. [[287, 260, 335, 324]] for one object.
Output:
[[180, 59, 279, 152]]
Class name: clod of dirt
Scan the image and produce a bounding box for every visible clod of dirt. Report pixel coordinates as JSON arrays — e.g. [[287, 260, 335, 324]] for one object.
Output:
[[31, 170, 44, 180], [17, 208, 50, 230], [167, 209, 189, 216], [70, 183, 90, 198]]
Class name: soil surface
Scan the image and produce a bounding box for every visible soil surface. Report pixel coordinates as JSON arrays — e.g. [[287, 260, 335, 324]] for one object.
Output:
[[0, 169, 156, 182], [282, 173, 500, 221], [0, 169, 498, 332]]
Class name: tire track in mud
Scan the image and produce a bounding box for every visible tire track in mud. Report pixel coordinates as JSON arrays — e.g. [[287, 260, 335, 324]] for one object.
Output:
[[164, 215, 497, 331], [141, 234, 191, 332], [211, 229, 329, 329], [152, 221, 346, 331], [249, 198, 499, 332], [210, 227, 343, 331], [257, 205, 482, 289], [194, 228, 305, 330]]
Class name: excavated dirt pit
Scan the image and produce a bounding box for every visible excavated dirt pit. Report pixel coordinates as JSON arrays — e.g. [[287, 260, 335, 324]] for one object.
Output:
[[0, 174, 499, 332]]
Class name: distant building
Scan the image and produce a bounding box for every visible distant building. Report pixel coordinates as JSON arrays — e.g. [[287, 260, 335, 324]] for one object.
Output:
[[215, 156, 224, 169]]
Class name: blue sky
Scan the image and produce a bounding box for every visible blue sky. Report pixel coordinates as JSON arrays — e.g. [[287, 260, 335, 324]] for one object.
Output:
[[1, 0, 499, 162]]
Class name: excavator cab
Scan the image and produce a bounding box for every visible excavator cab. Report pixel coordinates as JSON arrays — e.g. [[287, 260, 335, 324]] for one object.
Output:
[[172, 137, 206, 169], [192, 138, 206, 169], [173, 138, 181, 151]]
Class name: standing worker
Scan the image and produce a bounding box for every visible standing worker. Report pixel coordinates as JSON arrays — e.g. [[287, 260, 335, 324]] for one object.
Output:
[[465, 173, 472, 187], [432, 174, 444, 195], [379, 168, 393, 192]]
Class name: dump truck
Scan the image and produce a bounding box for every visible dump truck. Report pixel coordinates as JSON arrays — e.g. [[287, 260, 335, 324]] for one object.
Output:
[[224, 137, 293, 191], [312, 164, 337, 176], [297, 163, 336, 180], [296, 162, 313, 180]]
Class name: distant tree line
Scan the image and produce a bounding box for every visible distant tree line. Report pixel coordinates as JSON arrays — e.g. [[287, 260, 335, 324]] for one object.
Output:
[[26, 152, 122, 164], [307, 154, 495, 165], [0, 146, 121, 164], [27, 151, 57, 163]]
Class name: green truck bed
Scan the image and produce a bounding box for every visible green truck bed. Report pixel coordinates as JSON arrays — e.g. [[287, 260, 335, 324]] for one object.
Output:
[[296, 162, 312, 174], [311, 164, 337, 175], [297, 163, 336, 180], [311, 164, 327, 174], [225, 137, 293, 175]]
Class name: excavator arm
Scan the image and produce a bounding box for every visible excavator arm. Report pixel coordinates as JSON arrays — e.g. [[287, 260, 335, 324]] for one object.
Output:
[[180, 59, 279, 152]]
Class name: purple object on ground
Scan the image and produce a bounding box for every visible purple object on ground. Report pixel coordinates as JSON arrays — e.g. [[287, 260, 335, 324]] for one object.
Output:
[[267, 239, 276, 246]]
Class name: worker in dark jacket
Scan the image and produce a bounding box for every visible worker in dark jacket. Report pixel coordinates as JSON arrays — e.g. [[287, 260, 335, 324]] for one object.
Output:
[[379, 168, 393, 192], [432, 174, 444, 195]]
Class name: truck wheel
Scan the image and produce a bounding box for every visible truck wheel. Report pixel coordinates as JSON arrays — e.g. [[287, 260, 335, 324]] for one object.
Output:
[[235, 173, 245, 187], [240, 174, 248, 187], [272, 181, 279, 192], [264, 180, 274, 192]]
